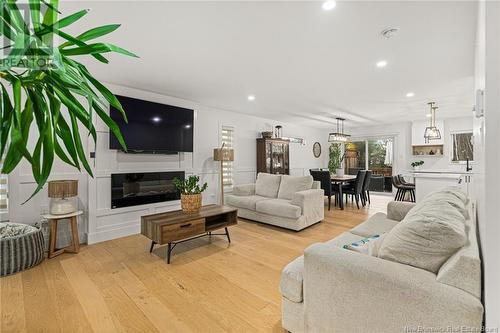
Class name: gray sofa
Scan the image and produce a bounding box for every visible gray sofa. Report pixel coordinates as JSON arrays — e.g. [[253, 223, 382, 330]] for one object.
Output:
[[226, 173, 324, 231], [280, 188, 483, 333]]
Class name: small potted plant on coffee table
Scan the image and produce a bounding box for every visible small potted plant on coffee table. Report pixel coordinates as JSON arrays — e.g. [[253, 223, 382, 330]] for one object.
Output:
[[173, 176, 208, 213]]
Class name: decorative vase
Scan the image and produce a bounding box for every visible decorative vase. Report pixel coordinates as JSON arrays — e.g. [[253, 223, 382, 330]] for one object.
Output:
[[181, 193, 202, 213], [261, 131, 273, 139]]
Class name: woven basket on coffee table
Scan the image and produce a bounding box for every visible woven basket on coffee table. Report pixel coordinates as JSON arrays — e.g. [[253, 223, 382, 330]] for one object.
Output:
[[181, 193, 202, 213]]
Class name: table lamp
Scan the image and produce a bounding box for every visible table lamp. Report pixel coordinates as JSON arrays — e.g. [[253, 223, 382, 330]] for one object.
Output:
[[48, 180, 78, 215], [213, 144, 234, 205]]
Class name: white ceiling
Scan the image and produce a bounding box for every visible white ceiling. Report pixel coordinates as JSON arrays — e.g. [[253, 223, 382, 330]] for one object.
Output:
[[61, 1, 478, 129]]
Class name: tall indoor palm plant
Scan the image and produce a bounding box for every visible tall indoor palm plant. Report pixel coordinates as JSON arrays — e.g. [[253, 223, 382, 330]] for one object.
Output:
[[0, 0, 137, 201]]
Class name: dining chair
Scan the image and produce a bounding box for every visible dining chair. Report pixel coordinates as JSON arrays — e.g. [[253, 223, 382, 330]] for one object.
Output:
[[342, 170, 366, 209], [310, 170, 338, 210], [361, 170, 372, 205]]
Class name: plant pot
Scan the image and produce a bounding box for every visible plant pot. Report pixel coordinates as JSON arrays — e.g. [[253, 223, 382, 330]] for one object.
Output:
[[181, 193, 202, 213], [413, 166, 421, 171], [336, 168, 345, 177]]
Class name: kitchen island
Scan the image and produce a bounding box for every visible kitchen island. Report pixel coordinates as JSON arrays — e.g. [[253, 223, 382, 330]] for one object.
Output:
[[404, 170, 474, 202]]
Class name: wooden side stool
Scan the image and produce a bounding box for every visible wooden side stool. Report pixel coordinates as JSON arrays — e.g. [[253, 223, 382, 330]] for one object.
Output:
[[42, 210, 83, 259]]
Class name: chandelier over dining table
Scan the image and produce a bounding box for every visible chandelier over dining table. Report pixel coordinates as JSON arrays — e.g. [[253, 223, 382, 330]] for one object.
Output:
[[328, 117, 351, 142]]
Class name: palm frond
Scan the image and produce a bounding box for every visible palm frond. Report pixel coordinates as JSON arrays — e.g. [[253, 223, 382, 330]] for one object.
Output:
[[0, 0, 137, 201]]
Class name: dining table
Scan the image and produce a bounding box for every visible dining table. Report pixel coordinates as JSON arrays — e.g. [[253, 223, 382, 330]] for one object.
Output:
[[331, 175, 357, 210]]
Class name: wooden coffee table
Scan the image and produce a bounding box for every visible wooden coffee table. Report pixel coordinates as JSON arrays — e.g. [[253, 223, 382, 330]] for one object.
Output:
[[141, 205, 237, 263]]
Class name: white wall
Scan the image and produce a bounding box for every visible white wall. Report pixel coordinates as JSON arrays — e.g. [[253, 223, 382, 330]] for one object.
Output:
[[349, 117, 473, 174], [414, 117, 473, 171], [7, 84, 330, 244], [474, 0, 500, 328], [7, 123, 91, 246]]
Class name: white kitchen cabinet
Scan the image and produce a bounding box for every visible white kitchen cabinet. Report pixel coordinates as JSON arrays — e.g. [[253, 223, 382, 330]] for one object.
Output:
[[405, 171, 473, 202]]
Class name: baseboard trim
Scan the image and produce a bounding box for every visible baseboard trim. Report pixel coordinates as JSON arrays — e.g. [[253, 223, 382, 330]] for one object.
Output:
[[87, 224, 140, 244]]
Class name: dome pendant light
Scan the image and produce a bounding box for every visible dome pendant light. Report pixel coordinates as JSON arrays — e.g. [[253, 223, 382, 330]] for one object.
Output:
[[423, 102, 441, 143], [328, 117, 351, 142]]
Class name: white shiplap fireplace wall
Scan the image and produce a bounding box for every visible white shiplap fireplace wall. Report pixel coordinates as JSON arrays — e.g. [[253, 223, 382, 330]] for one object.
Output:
[[8, 83, 330, 244]]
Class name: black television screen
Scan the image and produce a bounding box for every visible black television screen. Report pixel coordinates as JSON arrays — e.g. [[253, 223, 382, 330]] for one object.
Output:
[[109, 95, 194, 153]]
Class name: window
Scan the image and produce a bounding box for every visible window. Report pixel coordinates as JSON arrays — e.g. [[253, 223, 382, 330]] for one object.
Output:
[[451, 132, 473, 163], [344, 137, 394, 193], [0, 157, 7, 214], [221, 126, 234, 187]]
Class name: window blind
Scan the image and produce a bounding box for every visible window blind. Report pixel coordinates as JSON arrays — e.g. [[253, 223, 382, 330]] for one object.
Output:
[[0, 157, 7, 211], [221, 126, 234, 186]]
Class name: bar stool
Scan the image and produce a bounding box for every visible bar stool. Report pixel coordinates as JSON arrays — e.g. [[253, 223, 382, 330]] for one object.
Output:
[[392, 176, 415, 202]]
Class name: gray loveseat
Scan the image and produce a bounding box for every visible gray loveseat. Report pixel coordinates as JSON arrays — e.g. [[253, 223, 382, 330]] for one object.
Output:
[[226, 173, 324, 231], [280, 188, 483, 333]]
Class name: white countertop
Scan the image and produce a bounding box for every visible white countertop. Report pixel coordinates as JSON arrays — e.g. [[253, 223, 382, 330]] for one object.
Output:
[[405, 169, 474, 175]]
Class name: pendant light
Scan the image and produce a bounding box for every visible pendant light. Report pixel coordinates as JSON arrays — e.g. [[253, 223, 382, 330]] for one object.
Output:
[[328, 117, 351, 142], [424, 102, 441, 143]]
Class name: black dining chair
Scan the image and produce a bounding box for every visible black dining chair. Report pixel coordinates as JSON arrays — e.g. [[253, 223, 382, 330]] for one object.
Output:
[[310, 170, 338, 210], [361, 170, 372, 205], [342, 170, 366, 209]]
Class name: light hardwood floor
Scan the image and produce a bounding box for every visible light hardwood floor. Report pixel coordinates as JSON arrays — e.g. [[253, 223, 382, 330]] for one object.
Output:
[[1, 194, 391, 333]]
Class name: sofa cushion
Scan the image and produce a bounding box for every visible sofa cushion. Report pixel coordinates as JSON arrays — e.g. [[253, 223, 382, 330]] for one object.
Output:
[[324, 232, 366, 248], [255, 173, 282, 198], [420, 187, 469, 219], [343, 234, 387, 256], [225, 194, 268, 211], [437, 201, 481, 298], [280, 232, 365, 304], [278, 175, 314, 200], [280, 256, 304, 303], [378, 200, 467, 273], [256, 199, 302, 219], [350, 212, 399, 238]]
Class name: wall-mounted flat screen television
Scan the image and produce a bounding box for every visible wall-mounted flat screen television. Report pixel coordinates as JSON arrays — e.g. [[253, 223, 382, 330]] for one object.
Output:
[[109, 95, 194, 153]]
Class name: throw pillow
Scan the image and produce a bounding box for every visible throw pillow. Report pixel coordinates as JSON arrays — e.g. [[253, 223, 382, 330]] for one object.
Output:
[[277, 175, 314, 200], [420, 187, 469, 219], [378, 200, 467, 273], [343, 234, 386, 256], [255, 173, 282, 198]]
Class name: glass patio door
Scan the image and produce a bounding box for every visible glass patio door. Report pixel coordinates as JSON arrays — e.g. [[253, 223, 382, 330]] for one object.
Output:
[[367, 138, 393, 193], [344, 137, 394, 193], [344, 141, 366, 176]]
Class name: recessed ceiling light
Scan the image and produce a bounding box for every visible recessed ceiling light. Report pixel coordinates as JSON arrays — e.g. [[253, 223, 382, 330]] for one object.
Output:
[[247, 95, 256, 101], [426, 113, 432, 118], [406, 92, 415, 98], [184, 124, 191, 129], [376, 60, 388, 68], [152, 116, 161, 123], [322, 0, 337, 11]]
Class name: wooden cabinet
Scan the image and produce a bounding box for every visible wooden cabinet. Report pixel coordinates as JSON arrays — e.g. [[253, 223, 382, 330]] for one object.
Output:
[[256, 138, 290, 175]]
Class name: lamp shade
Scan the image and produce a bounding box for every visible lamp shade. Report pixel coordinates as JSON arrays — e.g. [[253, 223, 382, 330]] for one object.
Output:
[[48, 180, 78, 198], [213, 148, 234, 162], [424, 126, 441, 140]]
